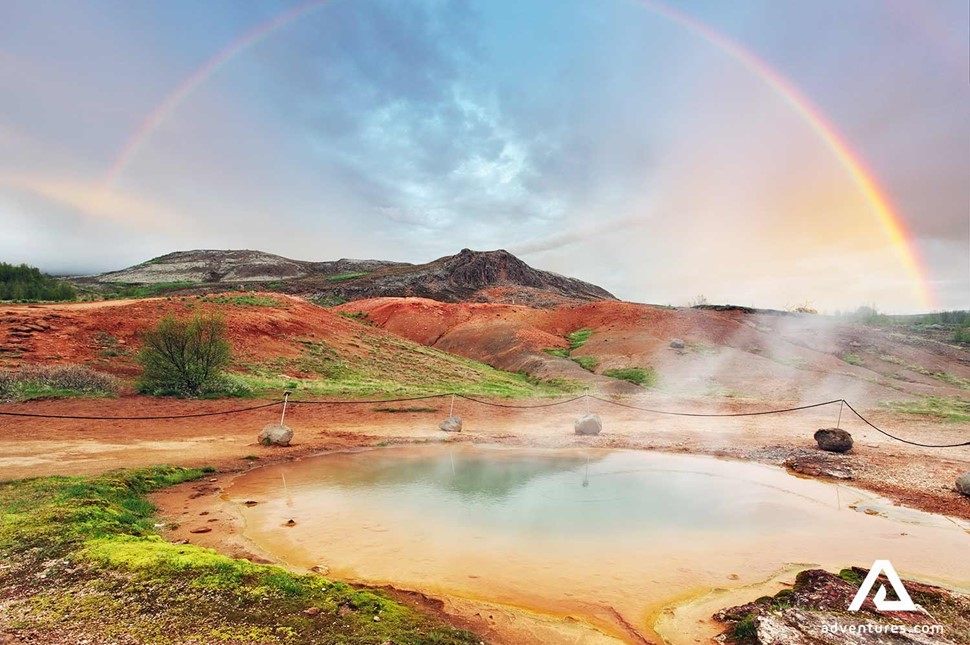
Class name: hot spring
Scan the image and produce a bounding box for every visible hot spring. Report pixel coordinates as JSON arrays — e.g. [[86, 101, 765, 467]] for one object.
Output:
[[226, 445, 970, 643]]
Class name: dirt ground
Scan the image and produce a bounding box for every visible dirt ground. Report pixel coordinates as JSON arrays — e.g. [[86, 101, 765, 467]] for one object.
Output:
[[2, 393, 967, 515], [2, 394, 968, 644]]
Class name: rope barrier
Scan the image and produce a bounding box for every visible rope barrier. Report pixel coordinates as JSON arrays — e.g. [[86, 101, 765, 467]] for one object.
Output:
[[589, 395, 843, 417], [0, 391, 966, 448], [454, 393, 586, 408], [0, 400, 282, 420], [291, 394, 451, 405], [841, 400, 970, 448]]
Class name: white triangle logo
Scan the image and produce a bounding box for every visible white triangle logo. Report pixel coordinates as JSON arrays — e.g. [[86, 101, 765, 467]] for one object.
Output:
[[848, 560, 918, 612]]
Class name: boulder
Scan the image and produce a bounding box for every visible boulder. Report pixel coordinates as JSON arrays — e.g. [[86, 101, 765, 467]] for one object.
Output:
[[575, 413, 602, 435], [814, 428, 852, 453], [957, 472, 970, 497], [258, 423, 293, 446], [669, 338, 686, 349], [439, 415, 462, 432]]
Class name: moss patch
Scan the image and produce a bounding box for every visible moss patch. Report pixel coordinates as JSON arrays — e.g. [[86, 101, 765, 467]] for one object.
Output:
[[0, 467, 480, 644]]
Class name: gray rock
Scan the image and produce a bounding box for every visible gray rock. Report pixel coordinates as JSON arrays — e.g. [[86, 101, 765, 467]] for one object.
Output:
[[439, 415, 462, 432], [574, 413, 602, 435], [814, 428, 853, 453], [957, 471, 970, 497], [258, 423, 293, 446], [669, 338, 686, 349]]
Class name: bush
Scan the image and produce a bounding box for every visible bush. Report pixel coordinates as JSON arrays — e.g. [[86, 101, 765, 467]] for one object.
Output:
[[0, 371, 16, 401], [0, 364, 118, 400], [138, 313, 231, 396]]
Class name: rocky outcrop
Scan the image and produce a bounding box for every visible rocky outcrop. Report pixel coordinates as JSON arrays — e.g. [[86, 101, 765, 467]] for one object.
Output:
[[784, 451, 853, 480], [258, 423, 294, 446], [814, 428, 853, 453], [714, 567, 967, 645], [439, 415, 462, 433], [957, 471, 970, 497], [574, 413, 602, 435]]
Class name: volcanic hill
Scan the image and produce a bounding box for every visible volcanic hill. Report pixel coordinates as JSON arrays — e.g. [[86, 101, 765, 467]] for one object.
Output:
[[72, 248, 615, 306]]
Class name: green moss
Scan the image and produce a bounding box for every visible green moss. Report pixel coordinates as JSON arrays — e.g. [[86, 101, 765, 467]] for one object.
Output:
[[0, 467, 480, 644], [842, 354, 864, 366], [839, 568, 863, 585]]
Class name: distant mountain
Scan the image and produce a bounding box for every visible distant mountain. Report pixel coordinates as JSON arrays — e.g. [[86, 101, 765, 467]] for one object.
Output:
[[72, 248, 616, 305]]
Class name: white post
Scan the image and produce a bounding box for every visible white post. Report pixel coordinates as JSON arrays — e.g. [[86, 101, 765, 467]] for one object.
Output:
[[584, 387, 590, 415], [280, 391, 290, 426], [450, 393, 456, 417]]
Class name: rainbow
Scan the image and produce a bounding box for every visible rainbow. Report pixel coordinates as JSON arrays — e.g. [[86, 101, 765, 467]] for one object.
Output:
[[101, 0, 935, 308], [101, 0, 332, 189], [635, 0, 934, 308]]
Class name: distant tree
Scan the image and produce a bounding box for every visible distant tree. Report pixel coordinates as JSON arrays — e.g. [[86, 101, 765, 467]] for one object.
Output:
[[138, 313, 231, 396], [0, 262, 76, 301], [688, 294, 709, 307]]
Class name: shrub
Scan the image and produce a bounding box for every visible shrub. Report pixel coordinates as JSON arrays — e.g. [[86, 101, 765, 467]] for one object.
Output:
[[138, 313, 231, 396], [842, 354, 864, 366], [0, 371, 16, 401], [0, 364, 118, 400]]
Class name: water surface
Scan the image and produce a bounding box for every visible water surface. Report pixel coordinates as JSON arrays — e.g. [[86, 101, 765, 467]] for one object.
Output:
[[227, 445, 970, 643]]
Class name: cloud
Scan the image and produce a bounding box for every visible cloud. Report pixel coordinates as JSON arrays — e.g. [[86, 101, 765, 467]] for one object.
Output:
[[0, 174, 185, 231]]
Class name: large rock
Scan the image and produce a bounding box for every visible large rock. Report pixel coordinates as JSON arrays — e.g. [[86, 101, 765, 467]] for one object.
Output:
[[439, 415, 462, 432], [957, 472, 970, 497], [814, 428, 853, 453], [574, 413, 602, 435], [669, 338, 686, 349], [258, 423, 293, 446]]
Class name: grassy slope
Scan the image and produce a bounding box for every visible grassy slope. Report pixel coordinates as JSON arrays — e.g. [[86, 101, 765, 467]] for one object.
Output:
[[236, 328, 580, 398], [0, 467, 479, 644]]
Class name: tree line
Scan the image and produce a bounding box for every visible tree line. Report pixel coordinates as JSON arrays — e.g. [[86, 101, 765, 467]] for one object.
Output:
[[0, 262, 77, 301]]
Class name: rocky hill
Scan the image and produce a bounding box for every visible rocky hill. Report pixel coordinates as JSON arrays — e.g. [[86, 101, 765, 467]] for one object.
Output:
[[72, 248, 615, 305]]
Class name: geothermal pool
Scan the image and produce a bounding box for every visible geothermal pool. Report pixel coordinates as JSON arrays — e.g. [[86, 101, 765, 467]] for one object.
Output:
[[226, 446, 970, 643]]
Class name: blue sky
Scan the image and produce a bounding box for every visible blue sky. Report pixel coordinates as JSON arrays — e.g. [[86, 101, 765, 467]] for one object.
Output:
[[1, 0, 967, 312]]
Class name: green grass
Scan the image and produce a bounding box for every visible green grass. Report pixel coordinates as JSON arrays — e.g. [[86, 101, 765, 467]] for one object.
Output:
[[200, 295, 281, 307], [0, 467, 479, 644], [543, 329, 596, 367], [542, 348, 570, 358], [566, 328, 594, 350], [603, 367, 656, 387], [842, 354, 864, 366], [235, 336, 581, 399], [571, 355, 598, 371], [882, 396, 970, 423], [310, 295, 349, 308], [327, 272, 368, 282], [112, 282, 200, 298]]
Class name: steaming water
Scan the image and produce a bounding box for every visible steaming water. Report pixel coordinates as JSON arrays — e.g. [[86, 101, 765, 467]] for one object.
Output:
[[227, 446, 969, 643]]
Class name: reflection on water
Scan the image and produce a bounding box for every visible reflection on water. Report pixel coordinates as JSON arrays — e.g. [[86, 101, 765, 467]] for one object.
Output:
[[228, 445, 970, 645], [277, 447, 833, 535]]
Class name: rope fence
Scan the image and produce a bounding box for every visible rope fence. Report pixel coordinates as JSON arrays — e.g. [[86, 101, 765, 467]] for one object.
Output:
[[0, 392, 967, 448]]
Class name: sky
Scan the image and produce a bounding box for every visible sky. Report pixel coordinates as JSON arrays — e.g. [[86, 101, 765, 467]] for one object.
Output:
[[0, 0, 967, 313]]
